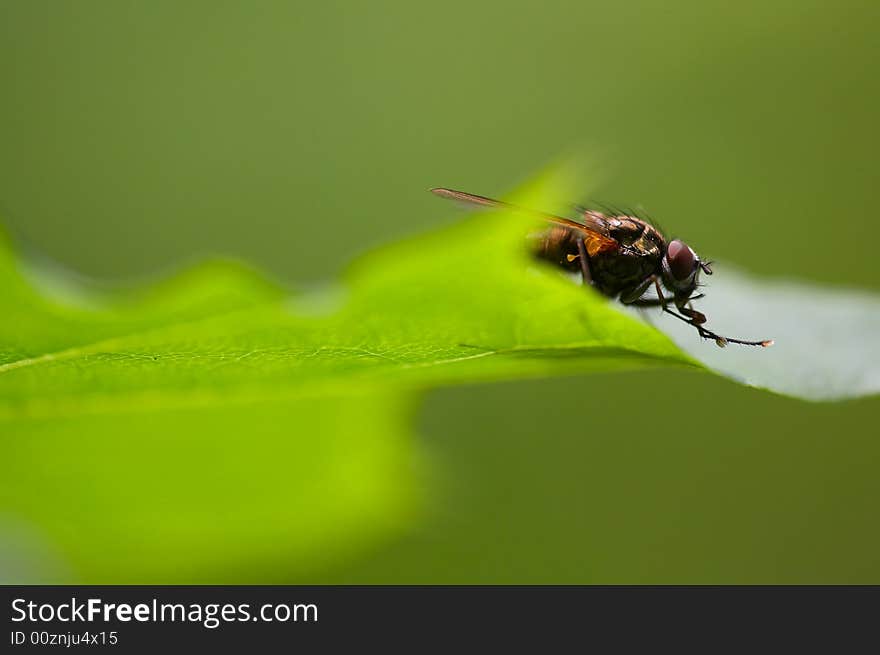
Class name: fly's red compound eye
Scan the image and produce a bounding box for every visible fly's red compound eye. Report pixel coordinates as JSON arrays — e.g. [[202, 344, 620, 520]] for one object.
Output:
[[667, 239, 696, 281]]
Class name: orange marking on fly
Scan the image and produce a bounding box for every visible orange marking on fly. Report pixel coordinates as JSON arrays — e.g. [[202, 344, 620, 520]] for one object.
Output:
[[585, 237, 615, 258]]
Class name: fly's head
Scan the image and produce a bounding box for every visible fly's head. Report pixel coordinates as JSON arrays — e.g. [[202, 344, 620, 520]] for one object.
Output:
[[661, 239, 713, 303]]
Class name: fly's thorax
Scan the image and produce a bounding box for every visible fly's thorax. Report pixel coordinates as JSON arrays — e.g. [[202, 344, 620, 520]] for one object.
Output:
[[606, 217, 664, 255]]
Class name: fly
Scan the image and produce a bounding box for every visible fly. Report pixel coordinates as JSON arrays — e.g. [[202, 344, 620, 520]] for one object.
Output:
[[431, 187, 773, 348]]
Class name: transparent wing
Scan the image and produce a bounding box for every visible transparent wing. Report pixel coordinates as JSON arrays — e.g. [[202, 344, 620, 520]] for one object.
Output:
[[430, 188, 618, 254]]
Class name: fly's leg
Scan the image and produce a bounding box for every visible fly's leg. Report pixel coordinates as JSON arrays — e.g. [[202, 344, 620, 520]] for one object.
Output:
[[667, 309, 772, 347], [616, 276, 772, 347], [619, 275, 664, 326], [671, 296, 772, 346], [652, 281, 717, 344], [662, 306, 726, 345], [630, 293, 704, 308], [619, 274, 657, 305], [678, 303, 707, 326], [576, 238, 593, 286], [629, 280, 771, 347], [566, 238, 593, 285]]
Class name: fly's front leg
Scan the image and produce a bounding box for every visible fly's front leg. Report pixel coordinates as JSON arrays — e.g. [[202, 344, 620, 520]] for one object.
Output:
[[634, 280, 771, 348], [677, 302, 707, 326], [630, 293, 704, 308], [648, 280, 706, 332], [649, 281, 719, 342], [663, 300, 771, 347], [660, 304, 718, 342]]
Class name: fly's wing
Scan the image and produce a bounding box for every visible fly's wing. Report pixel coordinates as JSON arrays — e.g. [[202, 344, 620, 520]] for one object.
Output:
[[430, 188, 618, 256]]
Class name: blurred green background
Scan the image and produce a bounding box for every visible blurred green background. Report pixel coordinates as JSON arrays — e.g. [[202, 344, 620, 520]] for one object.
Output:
[[1, 0, 878, 582]]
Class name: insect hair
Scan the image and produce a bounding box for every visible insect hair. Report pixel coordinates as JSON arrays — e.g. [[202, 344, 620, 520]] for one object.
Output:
[[578, 200, 666, 237]]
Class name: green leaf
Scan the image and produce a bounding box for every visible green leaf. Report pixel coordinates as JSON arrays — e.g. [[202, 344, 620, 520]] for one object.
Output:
[[0, 390, 420, 583], [627, 268, 880, 401], [0, 165, 694, 414], [1, 161, 877, 581]]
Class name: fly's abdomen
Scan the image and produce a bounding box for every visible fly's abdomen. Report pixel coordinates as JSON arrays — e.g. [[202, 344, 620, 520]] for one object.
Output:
[[530, 226, 581, 273]]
